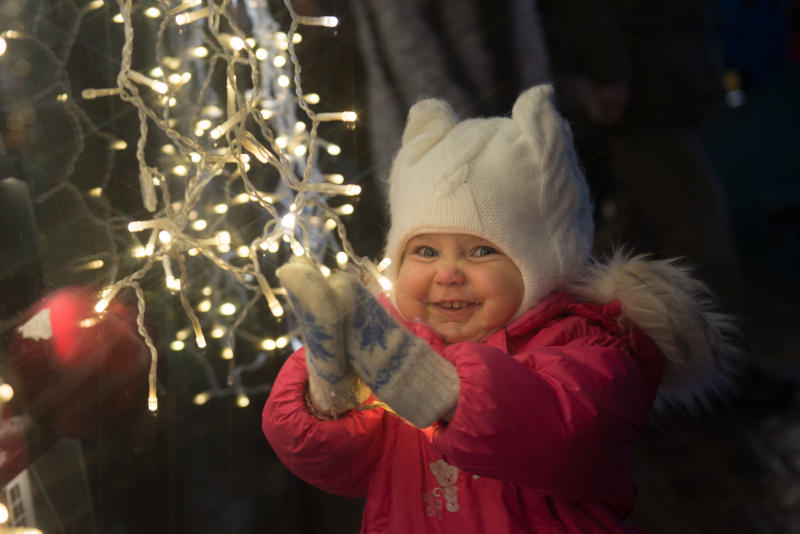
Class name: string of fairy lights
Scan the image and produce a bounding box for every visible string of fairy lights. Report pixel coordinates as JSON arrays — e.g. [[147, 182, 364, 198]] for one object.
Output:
[[47, 0, 394, 413]]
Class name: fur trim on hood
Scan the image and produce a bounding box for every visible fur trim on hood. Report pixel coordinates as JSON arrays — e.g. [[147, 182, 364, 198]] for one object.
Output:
[[567, 252, 744, 413]]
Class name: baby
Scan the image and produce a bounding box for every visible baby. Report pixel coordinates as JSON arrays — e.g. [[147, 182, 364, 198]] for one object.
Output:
[[262, 84, 739, 533]]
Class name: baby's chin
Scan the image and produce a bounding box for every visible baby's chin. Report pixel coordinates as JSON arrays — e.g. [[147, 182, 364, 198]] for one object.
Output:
[[434, 323, 488, 345]]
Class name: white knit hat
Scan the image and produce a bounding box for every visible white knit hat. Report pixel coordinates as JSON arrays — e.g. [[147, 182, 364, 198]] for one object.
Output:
[[384, 84, 594, 317]]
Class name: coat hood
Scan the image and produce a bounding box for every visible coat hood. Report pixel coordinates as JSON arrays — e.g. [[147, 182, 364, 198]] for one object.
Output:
[[567, 252, 743, 413]]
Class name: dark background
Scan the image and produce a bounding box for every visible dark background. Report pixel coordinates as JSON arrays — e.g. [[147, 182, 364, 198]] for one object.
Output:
[[0, 0, 799, 533]]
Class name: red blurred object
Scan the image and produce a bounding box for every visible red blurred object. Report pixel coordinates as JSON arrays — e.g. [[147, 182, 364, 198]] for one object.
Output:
[[7, 286, 149, 438]]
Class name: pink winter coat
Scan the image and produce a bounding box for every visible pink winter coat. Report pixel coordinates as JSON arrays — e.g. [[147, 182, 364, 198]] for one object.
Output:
[[263, 290, 665, 533]]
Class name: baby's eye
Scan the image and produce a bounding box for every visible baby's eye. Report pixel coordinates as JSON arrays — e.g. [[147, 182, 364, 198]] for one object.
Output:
[[414, 246, 438, 258], [472, 245, 497, 257]]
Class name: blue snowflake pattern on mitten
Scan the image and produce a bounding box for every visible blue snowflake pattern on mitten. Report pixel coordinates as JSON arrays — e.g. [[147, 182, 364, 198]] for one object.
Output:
[[287, 295, 338, 363], [351, 303, 389, 353], [370, 336, 414, 389], [347, 286, 412, 389]]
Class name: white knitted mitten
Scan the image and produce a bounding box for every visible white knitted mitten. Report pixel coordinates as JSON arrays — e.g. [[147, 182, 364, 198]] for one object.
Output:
[[329, 272, 460, 428], [276, 256, 360, 415]]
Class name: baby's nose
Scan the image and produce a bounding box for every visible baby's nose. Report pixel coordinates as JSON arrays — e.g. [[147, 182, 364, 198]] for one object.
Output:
[[433, 264, 465, 285]]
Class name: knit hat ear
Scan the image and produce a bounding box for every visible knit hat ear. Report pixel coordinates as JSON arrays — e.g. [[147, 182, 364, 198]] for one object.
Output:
[[512, 84, 573, 175], [398, 98, 459, 163]]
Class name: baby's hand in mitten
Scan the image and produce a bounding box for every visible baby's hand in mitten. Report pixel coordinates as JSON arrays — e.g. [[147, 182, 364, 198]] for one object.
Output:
[[276, 256, 360, 416], [328, 272, 460, 428]]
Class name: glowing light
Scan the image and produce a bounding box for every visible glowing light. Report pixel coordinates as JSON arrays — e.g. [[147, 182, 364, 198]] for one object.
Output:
[[128, 70, 169, 94], [112, 13, 124, 23], [175, 7, 209, 25], [336, 203, 354, 215], [221, 347, 234, 359], [0, 384, 15, 402], [213, 203, 228, 214], [324, 218, 337, 231], [192, 46, 209, 58], [327, 144, 341, 156], [237, 245, 250, 257], [57, 93, 69, 102], [317, 111, 358, 122], [149, 66, 164, 78], [270, 300, 284, 317], [111, 139, 127, 150], [229, 36, 246, 51], [273, 55, 286, 68], [89, 187, 103, 197], [293, 144, 307, 157], [255, 48, 268, 60], [87, 0, 104, 10], [259, 108, 274, 120], [191, 219, 207, 231], [161, 144, 176, 154], [275, 136, 288, 149], [187, 248, 199, 256], [377, 257, 392, 272], [196, 334, 207, 349], [294, 121, 307, 133], [74, 259, 104, 271], [189, 152, 202, 163], [202, 286, 213, 296], [304, 93, 320, 104], [378, 276, 393, 291], [0, 502, 9, 523], [277, 75, 290, 88], [172, 164, 188, 176], [158, 230, 173, 244], [261, 338, 277, 350], [210, 326, 226, 338], [194, 392, 211, 405], [219, 303, 237, 316], [79, 317, 99, 328], [144, 6, 161, 18], [95, 298, 110, 313], [216, 231, 231, 246], [291, 240, 305, 256], [336, 251, 348, 265], [170, 340, 185, 351], [319, 265, 331, 277], [296, 15, 339, 27], [237, 394, 250, 408], [149, 396, 158, 412], [197, 299, 212, 312]]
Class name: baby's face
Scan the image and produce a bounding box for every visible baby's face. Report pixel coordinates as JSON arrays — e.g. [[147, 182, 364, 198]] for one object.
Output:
[[395, 233, 523, 344]]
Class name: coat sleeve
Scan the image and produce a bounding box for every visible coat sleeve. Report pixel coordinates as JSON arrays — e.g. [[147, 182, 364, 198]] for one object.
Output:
[[262, 349, 386, 498], [432, 328, 658, 500]]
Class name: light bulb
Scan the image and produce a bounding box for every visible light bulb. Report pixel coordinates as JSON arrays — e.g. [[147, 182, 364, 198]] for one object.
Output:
[[219, 303, 236, 316], [0, 384, 14, 402]]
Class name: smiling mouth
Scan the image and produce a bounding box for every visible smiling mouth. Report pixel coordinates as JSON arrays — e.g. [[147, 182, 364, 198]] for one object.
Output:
[[433, 301, 479, 310]]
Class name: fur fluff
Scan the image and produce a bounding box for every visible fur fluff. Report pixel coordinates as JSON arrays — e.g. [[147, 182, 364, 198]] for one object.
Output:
[[567, 251, 744, 413]]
